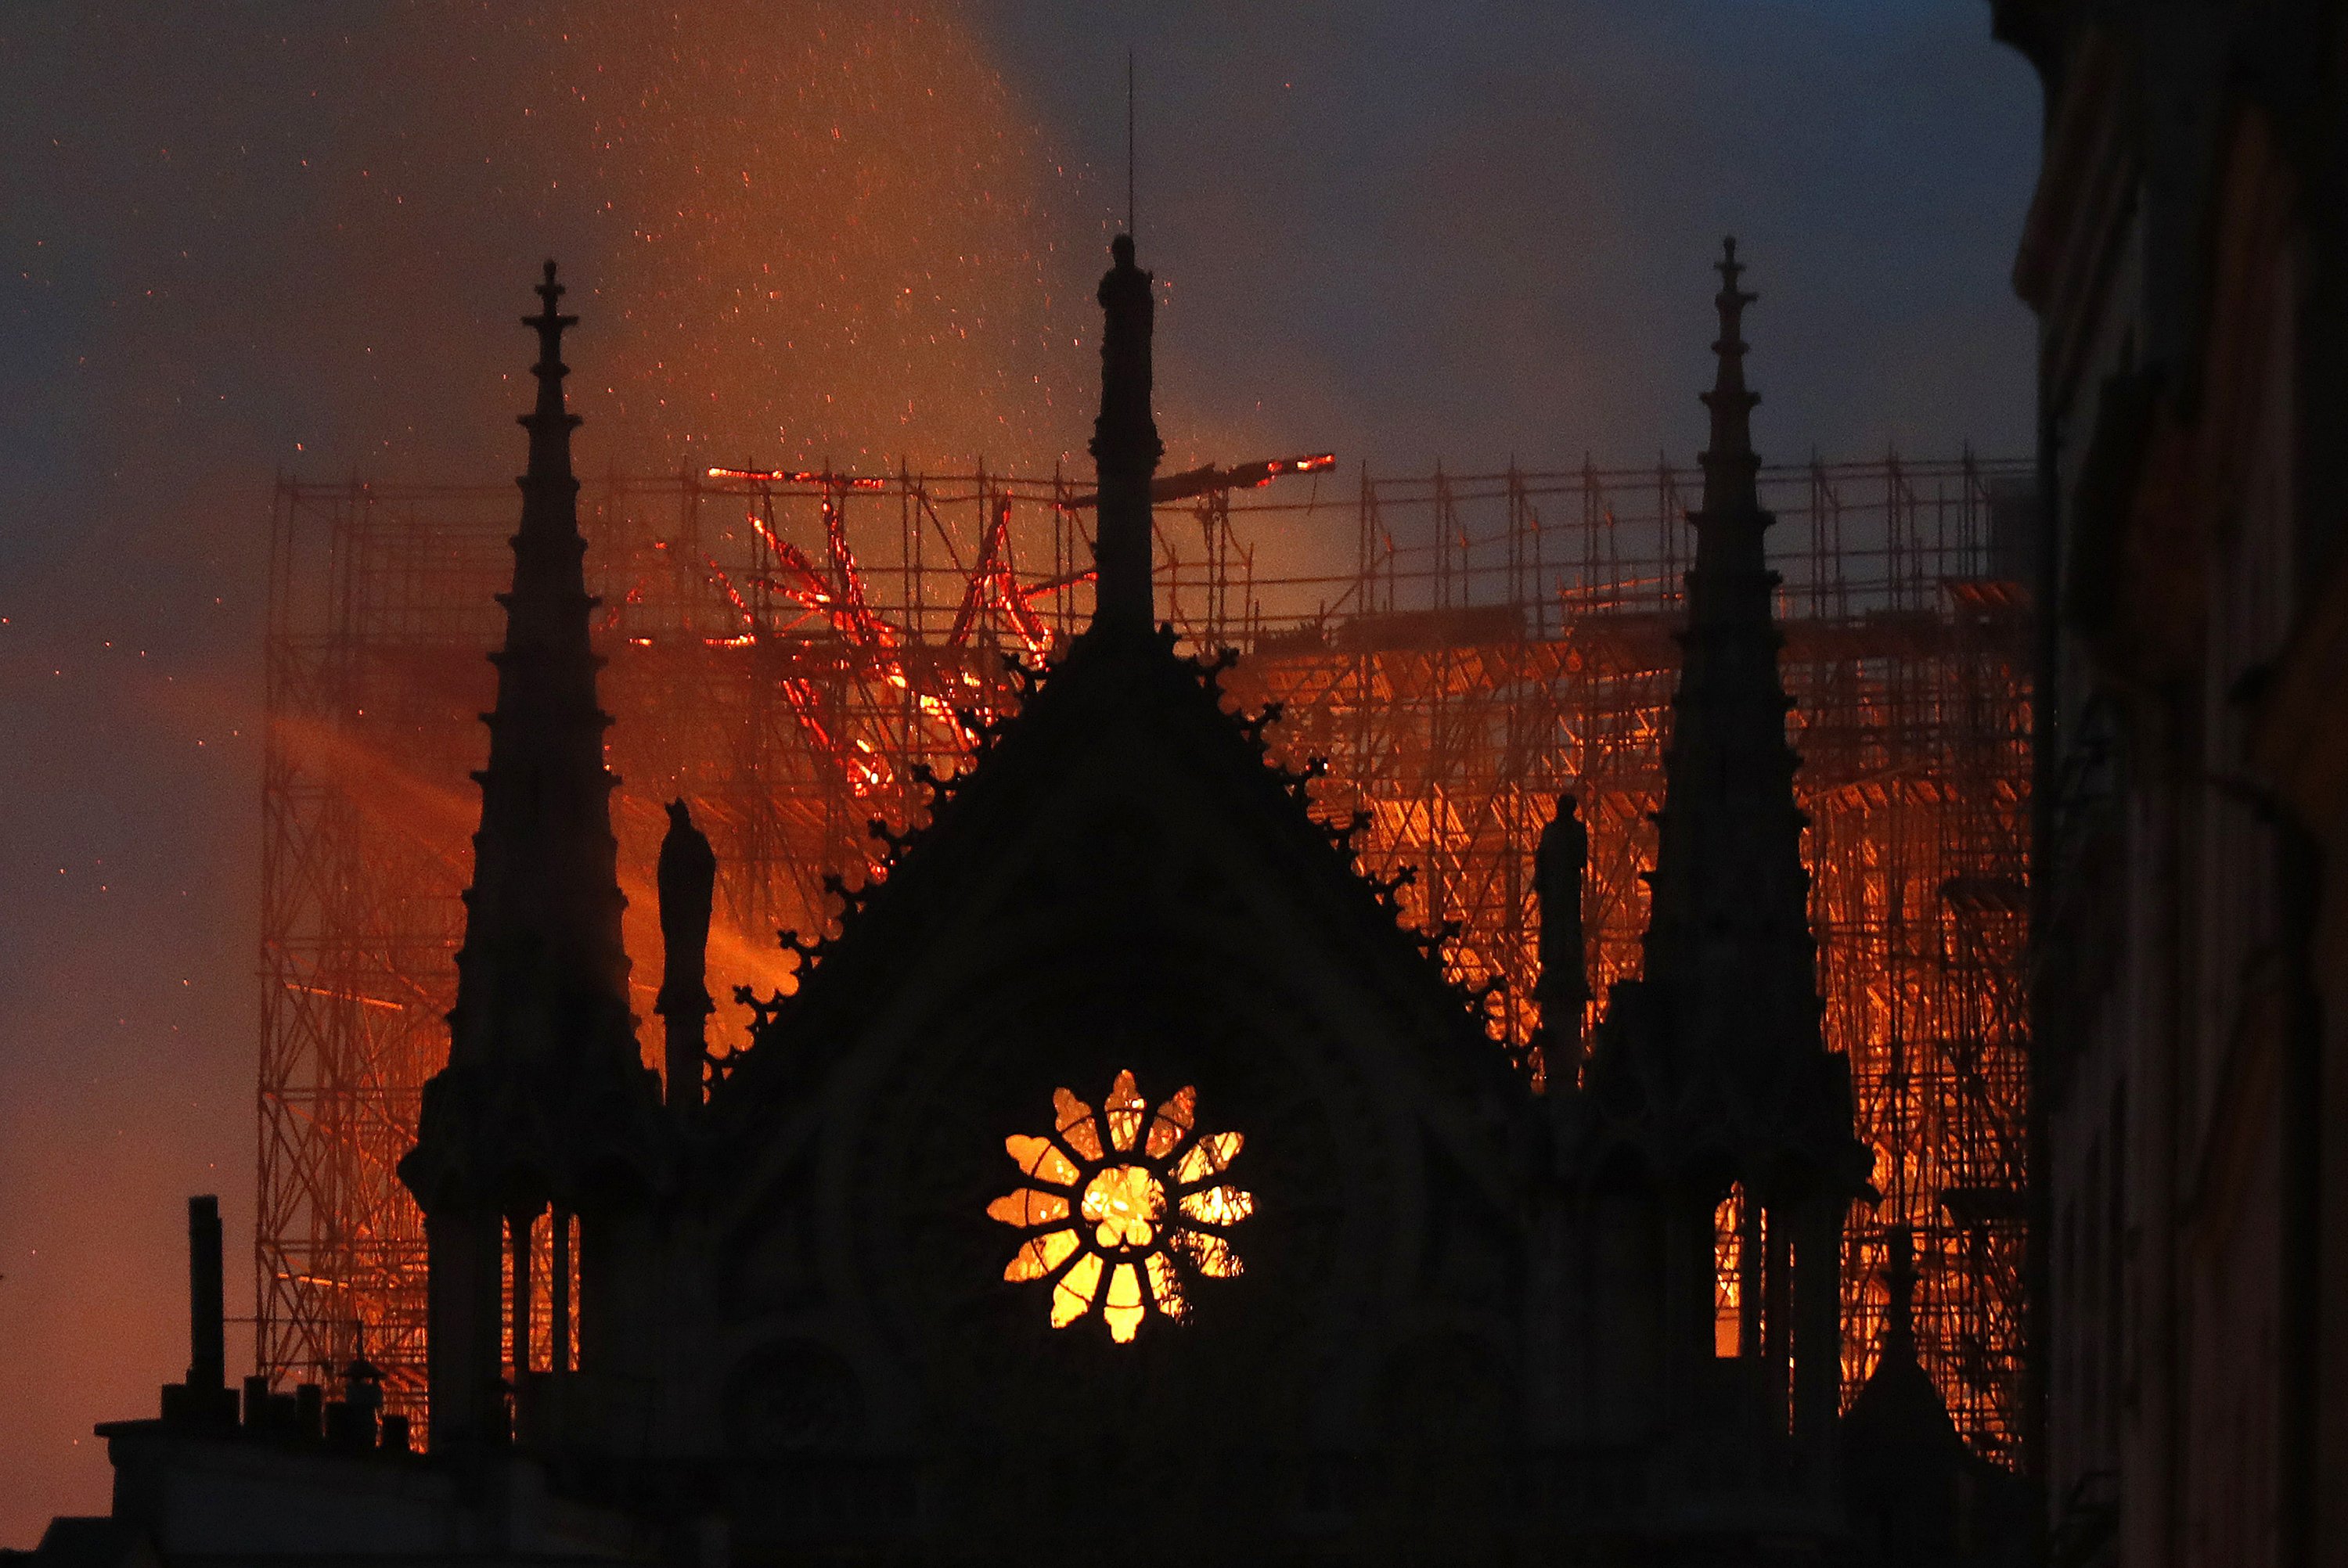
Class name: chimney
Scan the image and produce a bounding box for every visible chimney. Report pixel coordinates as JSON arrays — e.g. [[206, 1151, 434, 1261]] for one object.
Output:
[[162, 1195, 236, 1426], [188, 1195, 225, 1392]]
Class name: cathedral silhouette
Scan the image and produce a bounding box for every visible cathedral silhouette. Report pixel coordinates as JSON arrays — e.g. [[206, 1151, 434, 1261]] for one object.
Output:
[[23, 238, 2030, 1567]]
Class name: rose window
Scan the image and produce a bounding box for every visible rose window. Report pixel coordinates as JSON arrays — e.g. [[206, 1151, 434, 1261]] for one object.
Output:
[[987, 1070, 1252, 1343]]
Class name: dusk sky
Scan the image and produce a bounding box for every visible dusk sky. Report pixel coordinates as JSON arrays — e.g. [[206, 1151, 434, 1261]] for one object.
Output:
[[0, 1, 2037, 1537]]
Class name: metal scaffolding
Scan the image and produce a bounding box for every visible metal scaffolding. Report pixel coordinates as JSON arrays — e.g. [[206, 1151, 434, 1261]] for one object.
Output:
[[259, 452, 2032, 1466]]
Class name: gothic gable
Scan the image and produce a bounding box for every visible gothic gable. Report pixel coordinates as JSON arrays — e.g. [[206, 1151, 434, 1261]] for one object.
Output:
[[695, 630, 1533, 1546]]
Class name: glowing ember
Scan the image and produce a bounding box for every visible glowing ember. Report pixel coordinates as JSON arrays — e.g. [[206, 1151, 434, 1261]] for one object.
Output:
[[706, 467, 885, 491]]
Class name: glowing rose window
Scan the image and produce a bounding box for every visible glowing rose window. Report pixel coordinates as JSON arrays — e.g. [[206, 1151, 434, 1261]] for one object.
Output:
[[987, 1070, 1251, 1343]]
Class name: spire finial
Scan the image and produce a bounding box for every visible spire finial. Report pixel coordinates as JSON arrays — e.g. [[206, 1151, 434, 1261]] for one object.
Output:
[[520, 260, 582, 484], [1698, 236, 1761, 516]]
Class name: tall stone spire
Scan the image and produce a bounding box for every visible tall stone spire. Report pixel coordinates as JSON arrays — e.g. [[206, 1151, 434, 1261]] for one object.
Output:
[[401, 264, 654, 1451], [1562, 244, 1867, 1469], [1088, 233, 1163, 635], [1635, 237, 1818, 1066], [445, 259, 633, 1081]]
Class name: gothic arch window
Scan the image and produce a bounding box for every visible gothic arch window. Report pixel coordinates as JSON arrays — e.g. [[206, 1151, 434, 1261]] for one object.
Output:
[[1713, 1182, 1749, 1358], [987, 1070, 1252, 1342]]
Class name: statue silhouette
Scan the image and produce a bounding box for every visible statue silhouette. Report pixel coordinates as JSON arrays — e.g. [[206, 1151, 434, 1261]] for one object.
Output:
[[1534, 790, 1590, 1058], [656, 798, 716, 1112]]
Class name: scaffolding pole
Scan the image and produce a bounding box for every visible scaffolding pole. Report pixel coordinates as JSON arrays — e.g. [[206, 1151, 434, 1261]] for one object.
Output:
[[257, 455, 2032, 1466]]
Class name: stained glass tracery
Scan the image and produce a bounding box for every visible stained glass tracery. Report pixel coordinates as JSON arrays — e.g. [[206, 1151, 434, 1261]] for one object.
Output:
[[988, 1070, 1251, 1342]]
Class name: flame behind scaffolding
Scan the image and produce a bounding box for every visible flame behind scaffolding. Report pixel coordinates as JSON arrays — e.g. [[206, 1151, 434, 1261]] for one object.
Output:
[[259, 454, 2031, 1466]]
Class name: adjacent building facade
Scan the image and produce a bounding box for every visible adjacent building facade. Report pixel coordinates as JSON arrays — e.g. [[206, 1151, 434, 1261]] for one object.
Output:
[[1994, 5, 2348, 1565]]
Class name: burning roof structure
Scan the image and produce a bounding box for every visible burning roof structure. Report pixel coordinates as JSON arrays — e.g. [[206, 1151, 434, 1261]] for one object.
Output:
[[261, 438, 2030, 1468], [0, 217, 2040, 1568]]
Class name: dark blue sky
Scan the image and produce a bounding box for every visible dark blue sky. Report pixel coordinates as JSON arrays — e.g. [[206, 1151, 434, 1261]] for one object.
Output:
[[0, 1, 2039, 1537], [987, 0, 2040, 467]]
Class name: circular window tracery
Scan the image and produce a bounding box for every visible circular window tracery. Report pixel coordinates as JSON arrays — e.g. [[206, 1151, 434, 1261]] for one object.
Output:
[[987, 1070, 1252, 1343]]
